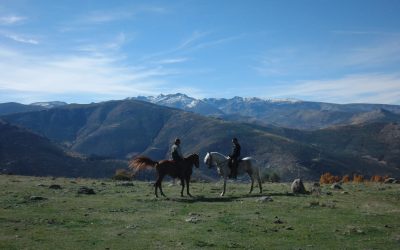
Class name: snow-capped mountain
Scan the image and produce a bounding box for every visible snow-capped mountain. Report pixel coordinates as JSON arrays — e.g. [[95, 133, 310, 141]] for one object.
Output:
[[133, 93, 224, 116], [132, 93, 400, 129], [30, 101, 68, 108]]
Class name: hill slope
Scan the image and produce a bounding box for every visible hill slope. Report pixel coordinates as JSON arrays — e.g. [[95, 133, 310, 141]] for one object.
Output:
[[0, 120, 124, 177]]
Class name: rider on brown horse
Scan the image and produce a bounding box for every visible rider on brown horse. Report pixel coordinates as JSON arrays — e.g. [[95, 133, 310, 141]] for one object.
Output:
[[171, 138, 184, 162], [228, 137, 241, 179]]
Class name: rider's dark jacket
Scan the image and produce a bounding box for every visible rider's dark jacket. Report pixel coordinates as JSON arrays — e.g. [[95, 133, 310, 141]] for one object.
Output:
[[229, 143, 241, 160]]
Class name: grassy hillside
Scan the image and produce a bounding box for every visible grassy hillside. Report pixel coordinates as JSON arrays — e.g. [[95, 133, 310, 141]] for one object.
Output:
[[0, 120, 126, 178], [1, 175, 400, 249]]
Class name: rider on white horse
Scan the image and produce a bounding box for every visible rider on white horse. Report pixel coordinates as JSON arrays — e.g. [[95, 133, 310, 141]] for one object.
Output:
[[228, 137, 241, 179]]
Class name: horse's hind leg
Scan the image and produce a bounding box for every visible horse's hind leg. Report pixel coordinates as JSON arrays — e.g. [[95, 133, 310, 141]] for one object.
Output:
[[156, 174, 166, 197], [249, 175, 254, 194], [257, 174, 263, 193]]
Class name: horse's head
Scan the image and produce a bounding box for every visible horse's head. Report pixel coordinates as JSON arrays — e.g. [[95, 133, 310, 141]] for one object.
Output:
[[189, 153, 200, 168], [204, 152, 213, 169], [193, 153, 200, 168]]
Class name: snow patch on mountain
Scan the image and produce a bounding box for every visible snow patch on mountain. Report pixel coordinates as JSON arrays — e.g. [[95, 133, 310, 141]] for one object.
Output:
[[30, 101, 68, 108]]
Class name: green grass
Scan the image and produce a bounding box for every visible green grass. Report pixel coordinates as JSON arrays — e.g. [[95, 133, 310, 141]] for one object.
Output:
[[1, 175, 400, 249]]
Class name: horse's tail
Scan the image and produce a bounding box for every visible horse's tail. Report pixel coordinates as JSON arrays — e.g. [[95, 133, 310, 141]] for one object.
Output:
[[129, 156, 159, 171]]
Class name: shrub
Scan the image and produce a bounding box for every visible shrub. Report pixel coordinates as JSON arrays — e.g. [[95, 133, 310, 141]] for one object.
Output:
[[370, 175, 384, 183], [261, 171, 270, 183], [320, 172, 341, 184], [342, 175, 351, 183], [260, 170, 280, 183], [112, 169, 133, 181], [353, 174, 364, 183], [270, 172, 281, 183]]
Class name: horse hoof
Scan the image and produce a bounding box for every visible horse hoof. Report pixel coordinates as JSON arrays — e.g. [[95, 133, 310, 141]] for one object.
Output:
[[220, 193, 225, 197]]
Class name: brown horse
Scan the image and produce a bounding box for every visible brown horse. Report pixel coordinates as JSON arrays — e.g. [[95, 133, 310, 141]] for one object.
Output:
[[129, 154, 199, 197]]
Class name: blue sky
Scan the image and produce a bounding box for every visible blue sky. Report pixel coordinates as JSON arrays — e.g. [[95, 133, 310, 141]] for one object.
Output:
[[0, 0, 399, 104]]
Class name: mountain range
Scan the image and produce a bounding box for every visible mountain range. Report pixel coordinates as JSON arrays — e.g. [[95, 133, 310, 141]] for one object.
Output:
[[0, 101, 67, 116], [1, 96, 399, 181], [133, 93, 400, 129]]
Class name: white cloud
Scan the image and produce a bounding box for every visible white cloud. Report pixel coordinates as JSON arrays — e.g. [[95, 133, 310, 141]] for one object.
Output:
[[81, 5, 167, 24], [342, 40, 400, 68], [83, 10, 133, 23], [255, 37, 400, 78], [155, 58, 188, 64], [3, 33, 38, 44], [271, 74, 400, 104], [76, 32, 127, 52], [0, 15, 26, 25], [0, 46, 180, 103]]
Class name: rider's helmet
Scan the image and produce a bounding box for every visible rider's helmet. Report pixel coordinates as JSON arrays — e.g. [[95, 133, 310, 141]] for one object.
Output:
[[175, 138, 181, 144]]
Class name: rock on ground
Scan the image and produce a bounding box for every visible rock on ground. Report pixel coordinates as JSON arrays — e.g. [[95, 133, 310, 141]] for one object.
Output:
[[256, 196, 273, 202], [49, 184, 62, 189], [331, 183, 342, 190], [291, 179, 307, 194], [77, 187, 96, 195]]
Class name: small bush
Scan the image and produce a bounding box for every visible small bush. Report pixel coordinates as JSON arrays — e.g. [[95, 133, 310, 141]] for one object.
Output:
[[261, 171, 270, 183], [353, 174, 364, 183], [270, 172, 281, 183], [370, 175, 384, 183], [320, 172, 341, 184], [112, 169, 133, 181], [342, 175, 351, 183], [261, 170, 280, 183]]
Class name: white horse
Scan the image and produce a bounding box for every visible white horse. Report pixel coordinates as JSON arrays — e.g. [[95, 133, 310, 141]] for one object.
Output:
[[204, 152, 262, 196]]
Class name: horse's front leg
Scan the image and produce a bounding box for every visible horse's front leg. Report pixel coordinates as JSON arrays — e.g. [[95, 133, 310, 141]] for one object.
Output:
[[180, 178, 185, 197], [220, 177, 227, 197], [159, 183, 166, 197], [186, 178, 192, 197]]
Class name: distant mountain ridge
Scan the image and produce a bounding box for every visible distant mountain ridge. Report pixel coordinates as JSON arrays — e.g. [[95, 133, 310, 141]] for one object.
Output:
[[2, 99, 400, 180], [30, 101, 68, 108], [132, 93, 400, 129], [132, 93, 223, 116], [0, 101, 67, 116]]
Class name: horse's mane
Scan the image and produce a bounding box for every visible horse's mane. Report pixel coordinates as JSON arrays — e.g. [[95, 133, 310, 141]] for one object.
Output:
[[185, 153, 199, 160], [129, 156, 158, 171], [209, 152, 228, 159]]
